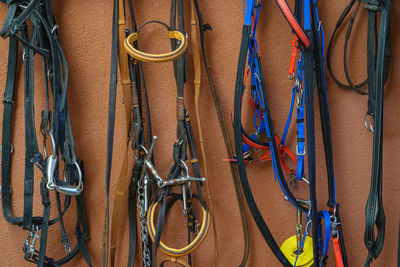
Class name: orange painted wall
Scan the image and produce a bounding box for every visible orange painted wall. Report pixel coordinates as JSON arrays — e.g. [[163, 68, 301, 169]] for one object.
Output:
[[0, 1, 399, 266]]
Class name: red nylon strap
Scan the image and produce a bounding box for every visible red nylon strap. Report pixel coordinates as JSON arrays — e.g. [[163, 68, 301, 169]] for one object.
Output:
[[275, 0, 310, 48], [288, 35, 299, 78], [333, 237, 344, 267]]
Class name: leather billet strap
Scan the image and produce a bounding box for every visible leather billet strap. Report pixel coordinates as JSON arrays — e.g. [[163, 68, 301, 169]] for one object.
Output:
[[0, 1, 91, 266], [190, 0, 219, 265], [124, 20, 188, 63], [191, 1, 250, 265], [103, 0, 134, 266]]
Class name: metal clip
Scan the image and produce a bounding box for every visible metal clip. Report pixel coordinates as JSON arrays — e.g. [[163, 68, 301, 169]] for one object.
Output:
[[296, 210, 303, 253], [23, 225, 39, 260], [288, 172, 297, 189], [22, 50, 28, 62], [50, 24, 59, 34], [284, 196, 311, 207], [330, 206, 340, 237], [296, 87, 303, 107]]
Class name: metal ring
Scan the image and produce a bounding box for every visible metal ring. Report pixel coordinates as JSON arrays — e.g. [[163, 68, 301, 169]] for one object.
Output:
[[1, 144, 14, 153]]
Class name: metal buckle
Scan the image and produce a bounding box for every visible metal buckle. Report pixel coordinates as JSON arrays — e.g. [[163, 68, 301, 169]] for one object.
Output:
[[296, 144, 305, 156], [2, 98, 14, 106]]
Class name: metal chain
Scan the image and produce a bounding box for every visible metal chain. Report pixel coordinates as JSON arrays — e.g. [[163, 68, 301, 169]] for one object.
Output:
[[137, 175, 151, 267]]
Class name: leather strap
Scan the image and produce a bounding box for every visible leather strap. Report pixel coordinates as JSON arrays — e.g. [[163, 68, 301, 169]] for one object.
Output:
[[192, 1, 250, 265], [364, 1, 391, 265], [160, 257, 191, 267]]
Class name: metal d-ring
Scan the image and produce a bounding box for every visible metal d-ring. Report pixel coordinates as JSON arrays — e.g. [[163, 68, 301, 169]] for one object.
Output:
[[364, 112, 375, 132]]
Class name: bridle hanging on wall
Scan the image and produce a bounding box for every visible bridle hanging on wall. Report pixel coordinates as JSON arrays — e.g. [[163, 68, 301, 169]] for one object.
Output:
[[0, 1, 91, 266], [326, 1, 392, 265], [233, 0, 348, 266], [103, 0, 238, 266]]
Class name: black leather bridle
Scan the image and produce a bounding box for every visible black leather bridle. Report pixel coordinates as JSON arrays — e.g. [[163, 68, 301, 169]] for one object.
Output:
[[0, 1, 91, 266], [327, 1, 391, 265]]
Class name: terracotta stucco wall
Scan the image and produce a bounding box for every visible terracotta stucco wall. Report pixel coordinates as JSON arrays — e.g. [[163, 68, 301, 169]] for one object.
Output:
[[0, 1, 399, 266]]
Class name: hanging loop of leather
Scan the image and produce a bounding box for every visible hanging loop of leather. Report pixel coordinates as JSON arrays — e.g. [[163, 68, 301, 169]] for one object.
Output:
[[124, 20, 188, 63]]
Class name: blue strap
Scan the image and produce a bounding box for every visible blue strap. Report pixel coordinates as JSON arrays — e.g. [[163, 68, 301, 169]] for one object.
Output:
[[243, 0, 255, 25], [280, 87, 297, 146], [303, 0, 312, 30], [318, 210, 331, 266], [296, 105, 305, 180]]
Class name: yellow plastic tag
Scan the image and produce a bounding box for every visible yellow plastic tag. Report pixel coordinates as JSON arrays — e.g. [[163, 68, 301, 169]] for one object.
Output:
[[280, 235, 314, 267]]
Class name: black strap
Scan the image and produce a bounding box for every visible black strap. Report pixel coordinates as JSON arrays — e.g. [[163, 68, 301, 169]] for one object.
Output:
[[364, 1, 391, 265]]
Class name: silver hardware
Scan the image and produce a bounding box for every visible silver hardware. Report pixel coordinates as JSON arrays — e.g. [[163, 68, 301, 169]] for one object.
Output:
[[45, 132, 83, 195], [141, 136, 206, 189], [1, 144, 14, 153], [296, 144, 306, 156], [46, 154, 58, 190], [50, 25, 59, 34], [288, 172, 297, 189], [364, 112, 375, 132], [296, 210, 303, 254], [284, 196, 311, 207], [137, 175, 151, 266], [0, 185, 12, 194], [58, 160, 83, 196], [23, 225, 39, 260]]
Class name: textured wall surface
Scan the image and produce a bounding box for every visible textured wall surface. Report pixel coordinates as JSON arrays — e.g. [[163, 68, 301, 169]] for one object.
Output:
[[0, 0, 399, 266]]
